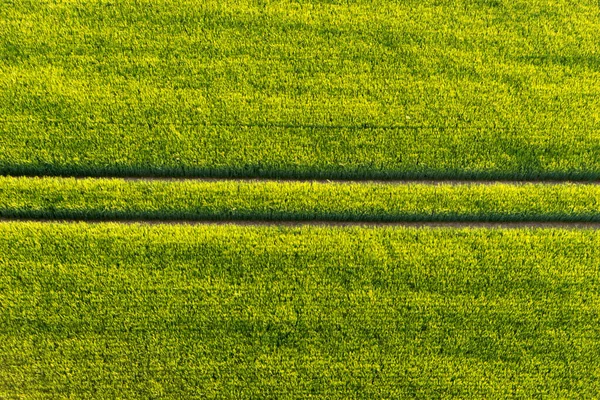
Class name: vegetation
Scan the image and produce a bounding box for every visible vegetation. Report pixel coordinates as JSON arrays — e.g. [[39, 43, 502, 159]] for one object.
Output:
[[1, 176, 600, 222], [1, 0, 600, 179], [2, 1, 599, 397], [1, 223, 600, 398]]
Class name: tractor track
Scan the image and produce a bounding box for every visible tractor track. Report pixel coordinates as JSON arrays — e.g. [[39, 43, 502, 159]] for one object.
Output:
[[2, 217, 600, 229], [2, 174, 600, 185]]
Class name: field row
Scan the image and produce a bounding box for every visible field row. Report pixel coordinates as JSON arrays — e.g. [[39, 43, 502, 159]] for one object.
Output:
[[2, 223, 600, 398], [2, 176, 600, 222], [2, 0, 600, 179]]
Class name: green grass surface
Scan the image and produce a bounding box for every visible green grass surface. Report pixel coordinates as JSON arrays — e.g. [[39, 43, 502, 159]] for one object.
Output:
[[1, 176, 600, 222], [2, 0, 600, 179], [1, 223, 600, 398]]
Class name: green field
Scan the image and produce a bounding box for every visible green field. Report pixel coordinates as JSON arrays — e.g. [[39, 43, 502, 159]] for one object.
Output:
[[2, 0, 600, 179], [2, 176, 600, 222], [2, 1, 600, 398], [2, 223, 600, 398]]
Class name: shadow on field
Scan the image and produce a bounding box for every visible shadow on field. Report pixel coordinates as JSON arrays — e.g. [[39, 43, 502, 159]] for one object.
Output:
[[517, 55, 600, 71], [1, 163, 600, 182], [2, 210, 600, 227]]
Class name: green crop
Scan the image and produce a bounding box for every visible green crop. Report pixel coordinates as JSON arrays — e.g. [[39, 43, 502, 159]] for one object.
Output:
[[1, 0, 600, 179], [2, 1, 600, 398], [1, 176, 600, 222], [1, 223, 600, 398]]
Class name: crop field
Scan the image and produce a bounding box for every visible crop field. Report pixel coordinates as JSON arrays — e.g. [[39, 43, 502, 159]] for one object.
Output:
[[2, 223, 600, 398], [2, 0, 600, 398], [1, 0, 600, 179], [2, 176, 600, 222]]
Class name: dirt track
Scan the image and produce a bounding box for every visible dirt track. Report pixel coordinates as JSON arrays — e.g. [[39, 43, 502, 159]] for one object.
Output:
[[3, 173, 600, 185], [2, 218, 600, 229], [54, 177, 600, 185]]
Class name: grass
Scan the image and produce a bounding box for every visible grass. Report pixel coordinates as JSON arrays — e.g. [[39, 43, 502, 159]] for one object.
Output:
[[1, 0, 600, 179], [1, 223, 600, 398], [2, 1, 599, 398], [1, 176, 600, 222]]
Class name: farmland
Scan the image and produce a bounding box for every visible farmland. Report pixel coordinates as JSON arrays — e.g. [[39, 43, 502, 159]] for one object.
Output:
[[2, 176, 600, 222], [2, 0, 600, 398], [2, 223, 600, 398], [1, 0, 600, 179]]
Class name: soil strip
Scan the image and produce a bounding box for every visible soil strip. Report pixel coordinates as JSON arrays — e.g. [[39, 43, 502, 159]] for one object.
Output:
[[3, 174, 600, 185], [2, 217, 600, 229]]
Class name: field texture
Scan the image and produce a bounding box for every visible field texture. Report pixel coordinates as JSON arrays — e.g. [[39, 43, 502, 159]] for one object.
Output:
[[2, 0, 599, 398], [1, 0, 600, 179], [2, 223, 600, 398], [2, 176, 600, 222]]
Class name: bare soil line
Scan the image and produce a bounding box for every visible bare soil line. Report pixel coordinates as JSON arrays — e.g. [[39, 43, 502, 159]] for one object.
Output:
[[2, 217, 600, 229], [4, 174, 600, 185], [120, 177, 600, 185]]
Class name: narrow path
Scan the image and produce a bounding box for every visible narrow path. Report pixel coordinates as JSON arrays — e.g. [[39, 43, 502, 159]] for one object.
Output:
[[121, 177, 600, 185], [2, 218, 600, 229], [3, 174, 600, 185]]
